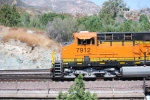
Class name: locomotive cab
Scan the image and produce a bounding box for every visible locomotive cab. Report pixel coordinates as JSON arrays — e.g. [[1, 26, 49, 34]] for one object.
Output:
[[61, 32, 97, 64], [74, 32, 97, 55]]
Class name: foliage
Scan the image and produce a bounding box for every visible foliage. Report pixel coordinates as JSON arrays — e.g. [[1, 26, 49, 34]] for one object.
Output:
[[40, 13, 72, 26], [29, 15, 44, 29], [99, 0, 129, 24], [56, 74, 97, 100], [46, 17, 84, 42], [139, 14, 150, 30], [80, 15, 102, 32], [139, 14, 149, 23], [19, 12, 30, 27], [101, 24, 121, 32], [0, 3, 20, 27], [20, 12, 73, 29], [122, 20, 132, 32], [0, 1, 150, 41]]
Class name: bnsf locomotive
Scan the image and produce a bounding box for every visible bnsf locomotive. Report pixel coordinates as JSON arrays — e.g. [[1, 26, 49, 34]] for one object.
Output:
[[52, 31, 150, 78]]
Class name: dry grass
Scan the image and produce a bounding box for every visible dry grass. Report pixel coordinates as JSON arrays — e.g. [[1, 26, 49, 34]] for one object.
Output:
[[2, 27, 60, 53], [3, 29, 41, 46]]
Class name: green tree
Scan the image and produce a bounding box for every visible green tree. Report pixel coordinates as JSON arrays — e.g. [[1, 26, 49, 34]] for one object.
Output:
[[139, 14, 149, 23], [19, 12, 30, 27], [46, 17, 84, 42], [82, 15, 102, 32], [139, 14, 150, 31], [57, 74, 97, 100], [40, 12, 72, 27], [40, 13, 58, 26], [101, 23, 121, 32], [0, 3, 20, 27], [29, 15, 43, 29], [120, 20, 132, 32], [99, 0, 129, 24]]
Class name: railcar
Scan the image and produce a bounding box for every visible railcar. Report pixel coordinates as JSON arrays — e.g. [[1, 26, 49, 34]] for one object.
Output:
[[52, 31, 150, 78]]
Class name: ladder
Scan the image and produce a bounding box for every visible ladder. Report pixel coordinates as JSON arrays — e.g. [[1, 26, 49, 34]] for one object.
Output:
[[53, 60, 63, 78]]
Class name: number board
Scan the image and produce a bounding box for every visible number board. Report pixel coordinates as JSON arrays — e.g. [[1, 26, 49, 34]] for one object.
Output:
[[76, 48, 91, 53]]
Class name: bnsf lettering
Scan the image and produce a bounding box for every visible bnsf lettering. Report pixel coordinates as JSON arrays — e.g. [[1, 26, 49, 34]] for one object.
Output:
[[76, 48, 90, 53]]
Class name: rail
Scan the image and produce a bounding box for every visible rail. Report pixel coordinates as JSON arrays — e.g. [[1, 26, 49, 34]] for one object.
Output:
[[0, 80, 148, 99], [0, 69, 52, 79]]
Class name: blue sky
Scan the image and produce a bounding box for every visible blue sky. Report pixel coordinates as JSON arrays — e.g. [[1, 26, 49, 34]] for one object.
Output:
[[89, 0, 150, 10]]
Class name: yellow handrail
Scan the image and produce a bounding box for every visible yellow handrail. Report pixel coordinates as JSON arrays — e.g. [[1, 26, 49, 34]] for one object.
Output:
[[51, 51, 55, 65]]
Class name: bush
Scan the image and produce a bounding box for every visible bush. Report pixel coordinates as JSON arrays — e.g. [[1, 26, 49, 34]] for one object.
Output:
[[0, 3, 20, 27], [29, 15, 44, 29], [57, 74, 97, 100], [46, 17, 84, 42], [19, 12, 30, 27], [78, 15, 102, 32]]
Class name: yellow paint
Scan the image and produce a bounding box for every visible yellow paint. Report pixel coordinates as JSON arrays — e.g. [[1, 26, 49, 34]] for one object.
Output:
[[63, 57, 142, 63], [135, 62, 141, 64], [77, 63, 82, 64], [90, 58, 99, 61], [120, 62, 125, 64], [63, 59, 74, 62], [76, 58, 83, 62], [51, 51, 55, 65], [100, 62, 105, 64]]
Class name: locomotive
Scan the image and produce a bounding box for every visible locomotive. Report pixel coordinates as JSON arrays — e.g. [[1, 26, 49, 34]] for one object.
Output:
[[52, 31, 150, 78]]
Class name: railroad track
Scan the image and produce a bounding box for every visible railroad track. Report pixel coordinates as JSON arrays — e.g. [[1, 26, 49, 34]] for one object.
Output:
[[0, 69, 50, 72], [0, 69, 149, 81], [0, 69, 52, 79], [0, 69, 150, 99], [0, 80, 149, 99]]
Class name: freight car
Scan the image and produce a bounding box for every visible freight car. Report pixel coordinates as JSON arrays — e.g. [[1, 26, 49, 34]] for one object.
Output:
[[52, 31, 150, 78]]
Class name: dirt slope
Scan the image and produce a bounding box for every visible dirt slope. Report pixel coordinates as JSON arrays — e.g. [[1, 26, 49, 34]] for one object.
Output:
[[0, 26, 60, 69]]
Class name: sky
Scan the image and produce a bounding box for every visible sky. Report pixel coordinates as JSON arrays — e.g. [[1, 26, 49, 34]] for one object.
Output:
[[89, 0, 150, 10]]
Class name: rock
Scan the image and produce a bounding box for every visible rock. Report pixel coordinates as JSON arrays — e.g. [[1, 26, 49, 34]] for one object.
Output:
[[0, 39, 60, 70]]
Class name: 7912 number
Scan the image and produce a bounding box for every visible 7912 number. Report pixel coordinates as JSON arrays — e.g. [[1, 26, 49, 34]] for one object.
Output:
[[76, 48, 90, 53]]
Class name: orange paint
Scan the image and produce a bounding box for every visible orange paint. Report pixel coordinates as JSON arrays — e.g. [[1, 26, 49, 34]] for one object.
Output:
[[61, 32, 150, 62]]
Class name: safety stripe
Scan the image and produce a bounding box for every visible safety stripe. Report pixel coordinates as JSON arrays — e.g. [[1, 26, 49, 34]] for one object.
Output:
[[63, 57, 142, 62]]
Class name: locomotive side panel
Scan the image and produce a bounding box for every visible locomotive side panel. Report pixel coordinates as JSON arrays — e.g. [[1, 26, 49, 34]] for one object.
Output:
[[53, 32, 150, 78], [96, 33, 150, 66]]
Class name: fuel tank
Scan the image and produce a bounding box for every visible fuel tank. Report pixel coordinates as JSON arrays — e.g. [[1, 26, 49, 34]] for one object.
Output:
[[120, 66, 150, 77]]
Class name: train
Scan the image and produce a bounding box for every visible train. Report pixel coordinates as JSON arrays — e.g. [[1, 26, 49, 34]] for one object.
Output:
[[51, 31, 150, 78]]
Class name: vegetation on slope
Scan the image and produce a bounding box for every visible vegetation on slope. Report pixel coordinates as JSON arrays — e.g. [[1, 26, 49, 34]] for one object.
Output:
[[0, 0, 150, 43]]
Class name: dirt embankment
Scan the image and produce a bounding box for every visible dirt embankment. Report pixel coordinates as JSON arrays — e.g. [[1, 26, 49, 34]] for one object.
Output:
[[0, 25, 60, 69]]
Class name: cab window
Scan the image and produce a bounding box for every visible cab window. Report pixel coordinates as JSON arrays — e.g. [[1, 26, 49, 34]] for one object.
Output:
[[78, 38, 95, 45]]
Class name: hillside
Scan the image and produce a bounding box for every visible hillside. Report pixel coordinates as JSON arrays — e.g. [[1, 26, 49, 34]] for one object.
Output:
[[0, 0, 100, 15], [0, 25, 60, 69]]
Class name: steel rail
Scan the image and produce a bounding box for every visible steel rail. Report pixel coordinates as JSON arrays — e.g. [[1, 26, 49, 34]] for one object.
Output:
[[0, 69, 52, 79], [0, 69, 50, 72], [0, 76, 51, 79], [0, 72, 51, 75]]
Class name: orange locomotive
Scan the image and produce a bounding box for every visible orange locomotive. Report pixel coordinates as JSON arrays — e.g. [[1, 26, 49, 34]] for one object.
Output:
[[52, 31, 150, 78]]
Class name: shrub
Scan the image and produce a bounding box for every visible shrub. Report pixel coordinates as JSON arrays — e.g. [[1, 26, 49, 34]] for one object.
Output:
[[0, 4, 20, 27], [57, 74, 97, 100]]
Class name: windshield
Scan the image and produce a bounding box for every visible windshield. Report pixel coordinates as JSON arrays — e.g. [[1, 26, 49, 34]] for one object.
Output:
[[78, 38, 95, 45]]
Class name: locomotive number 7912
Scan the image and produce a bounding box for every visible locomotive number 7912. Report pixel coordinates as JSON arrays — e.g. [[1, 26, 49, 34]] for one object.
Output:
[[76, 48, 90, 53]]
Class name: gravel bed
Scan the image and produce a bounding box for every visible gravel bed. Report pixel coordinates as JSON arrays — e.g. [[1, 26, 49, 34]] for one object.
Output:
[[0, 80, 148, 93]]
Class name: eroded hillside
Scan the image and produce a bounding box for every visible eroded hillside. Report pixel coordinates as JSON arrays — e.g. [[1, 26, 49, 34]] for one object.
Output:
[[0, 26, 60, 69]]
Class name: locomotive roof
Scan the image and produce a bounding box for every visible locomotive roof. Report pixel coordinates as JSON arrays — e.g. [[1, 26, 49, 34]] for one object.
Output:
[[96, 32, 150, 34], [73, 32, 97, 39]]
